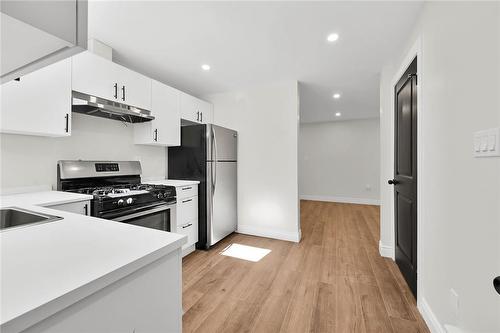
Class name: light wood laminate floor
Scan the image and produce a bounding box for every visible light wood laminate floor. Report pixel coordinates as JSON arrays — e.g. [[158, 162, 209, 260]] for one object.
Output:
[[182, 201, 429, 332]]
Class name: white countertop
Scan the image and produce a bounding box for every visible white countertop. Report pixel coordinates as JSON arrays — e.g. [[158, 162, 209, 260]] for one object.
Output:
[[0, 190, 93, 208], [144, 179, 200, 187], [0, 192, 186, 331]]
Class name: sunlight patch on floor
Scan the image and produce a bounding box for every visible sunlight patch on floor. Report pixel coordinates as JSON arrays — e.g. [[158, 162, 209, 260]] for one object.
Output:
[[220, 243, 271, 262]]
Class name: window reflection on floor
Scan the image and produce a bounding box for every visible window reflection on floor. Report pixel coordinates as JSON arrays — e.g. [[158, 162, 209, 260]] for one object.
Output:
[[219, 243, 271, 262]]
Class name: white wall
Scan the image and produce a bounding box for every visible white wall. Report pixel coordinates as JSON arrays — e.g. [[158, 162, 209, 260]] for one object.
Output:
[[0, 113, 166, 190], [380, 2, 500, 332], [299, 118, 380, 205], [205, 81, 300, 242]]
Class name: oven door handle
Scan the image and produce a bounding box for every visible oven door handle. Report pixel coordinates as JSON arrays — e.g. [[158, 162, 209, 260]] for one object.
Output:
[[105, 204, 172, 222]]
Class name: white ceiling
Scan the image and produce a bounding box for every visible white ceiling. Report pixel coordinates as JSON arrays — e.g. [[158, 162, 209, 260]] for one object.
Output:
[[88, 1, 422, 123]]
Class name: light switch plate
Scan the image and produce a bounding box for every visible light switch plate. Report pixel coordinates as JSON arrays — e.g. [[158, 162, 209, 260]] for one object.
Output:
[[473, 127, 500, 157]]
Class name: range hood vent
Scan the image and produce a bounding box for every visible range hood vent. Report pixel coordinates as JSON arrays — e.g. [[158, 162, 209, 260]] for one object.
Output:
[[72, 91, 154, 123]]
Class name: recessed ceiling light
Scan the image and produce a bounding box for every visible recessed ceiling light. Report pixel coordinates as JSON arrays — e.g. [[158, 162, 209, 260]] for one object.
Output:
[[327, 33, 339, 42], [201, 64, 211, 71], [335, 112, 341, 117], [333, 93, 341, 99]]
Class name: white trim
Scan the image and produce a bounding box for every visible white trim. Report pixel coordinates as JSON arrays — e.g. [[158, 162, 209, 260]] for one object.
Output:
[[181, 244, 196, 258], [237, 225, 301, 243], [389, 36, 425, 306], [378, 240, 394, 259], [299, 195, 380, 206], [418, 297, 445, 333]]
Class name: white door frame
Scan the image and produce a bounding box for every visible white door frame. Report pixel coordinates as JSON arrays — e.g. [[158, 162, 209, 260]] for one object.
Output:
[[389, 36, 424, 306]]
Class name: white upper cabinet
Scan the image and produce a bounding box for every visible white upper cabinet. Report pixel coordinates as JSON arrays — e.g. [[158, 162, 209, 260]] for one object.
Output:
[[134, 80, 180, 146], [72, 51, 152, 110], [180, 92, 213, 124], [0, 57, 72, 137], [0, 1, 87, 83], [116, 62, 152, 110]]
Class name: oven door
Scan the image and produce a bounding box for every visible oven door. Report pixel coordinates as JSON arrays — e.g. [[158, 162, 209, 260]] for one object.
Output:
[[102, 204, 174, 232]]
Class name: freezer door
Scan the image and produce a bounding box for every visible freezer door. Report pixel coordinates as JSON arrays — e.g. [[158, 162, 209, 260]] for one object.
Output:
[[206, 161, 237, 246], [206, 124, 237, 162]]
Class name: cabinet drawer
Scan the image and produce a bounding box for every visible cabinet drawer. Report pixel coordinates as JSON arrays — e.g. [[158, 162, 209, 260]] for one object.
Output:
[[177, 196, 198, 224], [177, 220, 198, 248], [176, 185, 198, 200], [45, 200, 90, 215]]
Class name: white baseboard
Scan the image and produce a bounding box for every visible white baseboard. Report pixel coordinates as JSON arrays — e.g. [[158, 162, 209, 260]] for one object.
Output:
[[419, 297, 445, 333], [300, 194, 380, 206], [237, 225, 301, 243], [378, 241, 394, 259], [182, 244, 196, 258]]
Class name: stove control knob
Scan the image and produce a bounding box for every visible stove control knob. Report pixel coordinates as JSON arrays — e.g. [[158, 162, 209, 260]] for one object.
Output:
[[118, 199, 124, 206], [157, 193, 163, 199], [126, 198, 133, 205]]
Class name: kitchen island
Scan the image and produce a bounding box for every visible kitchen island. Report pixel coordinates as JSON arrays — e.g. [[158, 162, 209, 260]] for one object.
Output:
[[0, 192, 186, 333]]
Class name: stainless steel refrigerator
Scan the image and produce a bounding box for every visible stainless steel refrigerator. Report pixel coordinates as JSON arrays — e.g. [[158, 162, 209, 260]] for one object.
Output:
[[168, 124, 237, 249]]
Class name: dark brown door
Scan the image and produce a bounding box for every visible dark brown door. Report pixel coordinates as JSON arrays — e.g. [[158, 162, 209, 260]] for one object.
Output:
[[391, 57, 417, 297]]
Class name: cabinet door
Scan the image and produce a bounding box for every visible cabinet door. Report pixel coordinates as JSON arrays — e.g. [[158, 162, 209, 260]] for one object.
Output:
[[180, 93, 213, 124], [154, 81, 180, 146], [118, 67, 152, 110], [1, 57, 72, 137], [72, 51, 119, 102], [133, 80, 180, 146], [198, 99, 213, 124], [180, 92, 200, 123]]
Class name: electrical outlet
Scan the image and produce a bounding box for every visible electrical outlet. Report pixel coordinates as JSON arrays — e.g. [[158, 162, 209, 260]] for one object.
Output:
[[450, 288, 459, 321]]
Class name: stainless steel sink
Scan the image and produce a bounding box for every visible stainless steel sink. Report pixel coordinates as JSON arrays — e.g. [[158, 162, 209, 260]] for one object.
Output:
[[0, 207, 63, 231]]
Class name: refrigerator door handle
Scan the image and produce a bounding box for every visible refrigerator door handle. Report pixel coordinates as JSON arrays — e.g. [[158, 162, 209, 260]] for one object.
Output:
[[212, 126, 218, 194]]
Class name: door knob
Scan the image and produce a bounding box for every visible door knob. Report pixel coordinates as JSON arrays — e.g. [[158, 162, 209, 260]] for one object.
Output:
[[388, 179, 399, 185], [494, 276, 500, 295]]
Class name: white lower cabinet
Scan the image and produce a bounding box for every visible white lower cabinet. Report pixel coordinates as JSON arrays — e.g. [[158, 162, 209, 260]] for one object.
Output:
[[177, 219, 198, 256], [0, 57, 72, 137], [46, 200, 91, 216], [175, 185, 199, 257], [22, 249, 182, 333]]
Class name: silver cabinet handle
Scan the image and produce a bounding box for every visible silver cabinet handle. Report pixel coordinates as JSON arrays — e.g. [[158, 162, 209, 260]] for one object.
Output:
[[182, 223, 193, 229], [181, 187, 192, 190]]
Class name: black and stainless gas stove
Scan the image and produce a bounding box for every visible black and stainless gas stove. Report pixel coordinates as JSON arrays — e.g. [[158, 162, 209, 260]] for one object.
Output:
[[57, 160, 176, 232]]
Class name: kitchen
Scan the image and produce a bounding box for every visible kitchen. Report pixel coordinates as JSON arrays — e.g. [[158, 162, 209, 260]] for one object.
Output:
[[3, 1, 499, 333], [1, 2, 242, 331]]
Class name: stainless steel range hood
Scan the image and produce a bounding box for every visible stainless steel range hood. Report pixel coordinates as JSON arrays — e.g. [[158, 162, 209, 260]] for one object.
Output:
[[72, 91, 154, 123]]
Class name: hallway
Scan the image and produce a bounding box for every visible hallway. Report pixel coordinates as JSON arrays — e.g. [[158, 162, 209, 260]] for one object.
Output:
[[182, 201, 429, 332]]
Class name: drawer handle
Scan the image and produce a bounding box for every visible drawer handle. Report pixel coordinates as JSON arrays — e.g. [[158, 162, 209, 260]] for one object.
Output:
[[181, 187, 192, 190], [182, 223, 193, 229], [182, 199, 193, 203]]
